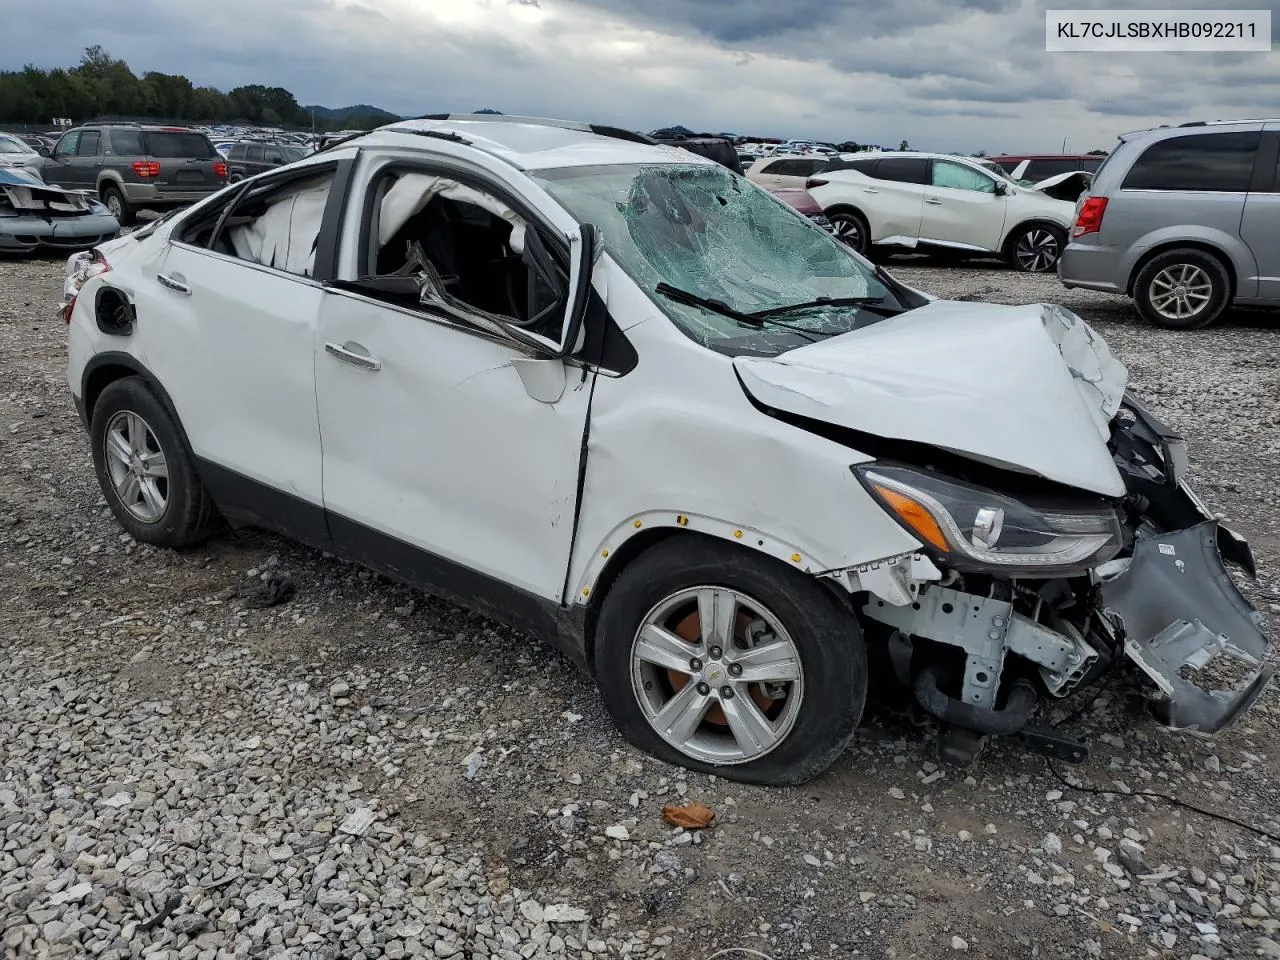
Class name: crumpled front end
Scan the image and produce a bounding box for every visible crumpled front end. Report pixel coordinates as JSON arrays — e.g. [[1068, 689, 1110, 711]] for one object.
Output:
[[0, 168, 120, 253], [852, 391, 1272, 744], [1093, 395, 1272, 733]]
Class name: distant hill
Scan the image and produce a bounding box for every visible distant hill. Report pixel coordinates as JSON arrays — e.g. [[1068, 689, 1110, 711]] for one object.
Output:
[[303, 104, 402, 122]]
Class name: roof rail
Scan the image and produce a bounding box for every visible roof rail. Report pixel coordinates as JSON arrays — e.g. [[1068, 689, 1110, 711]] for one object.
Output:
[[413, 113, 656, 145]]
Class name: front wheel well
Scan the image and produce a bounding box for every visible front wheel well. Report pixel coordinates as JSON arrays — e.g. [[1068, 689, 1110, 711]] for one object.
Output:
[[822, 203, 868, 221], [1126, 241, 1236, 298], [1002, 219, 1067, 255]]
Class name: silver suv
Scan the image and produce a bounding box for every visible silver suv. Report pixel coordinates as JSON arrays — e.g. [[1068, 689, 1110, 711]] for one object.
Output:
[[1058, 119, 1278, 329]]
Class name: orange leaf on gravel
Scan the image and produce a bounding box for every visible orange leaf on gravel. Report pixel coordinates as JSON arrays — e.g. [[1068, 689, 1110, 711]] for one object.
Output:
[[662, 801, 715, 829]]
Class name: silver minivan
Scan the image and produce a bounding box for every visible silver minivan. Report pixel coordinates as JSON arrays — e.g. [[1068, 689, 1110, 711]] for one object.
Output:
[[1058, 119, 1279, 329]]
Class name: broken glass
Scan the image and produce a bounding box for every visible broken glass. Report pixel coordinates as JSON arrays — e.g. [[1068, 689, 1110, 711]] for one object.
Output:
[[535, 163, 900, 354]]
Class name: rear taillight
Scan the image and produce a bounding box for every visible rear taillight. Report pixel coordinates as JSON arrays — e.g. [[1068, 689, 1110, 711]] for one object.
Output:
[[131, 161, 160, 178], [61, 252, 111, 324], [213, 161, 227, 179], [1073, 195, 1108, 238], [805, 178, 829, 189]]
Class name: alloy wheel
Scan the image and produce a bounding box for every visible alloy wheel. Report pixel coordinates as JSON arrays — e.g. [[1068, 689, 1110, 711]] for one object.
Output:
[[830, 215, 864, 251], [105, 193, 123, 219], [630, 586, 804, 764], [1014, 228, 1060, 272], [103, 410, 169, 523], [1148, 264, 1213, 322]]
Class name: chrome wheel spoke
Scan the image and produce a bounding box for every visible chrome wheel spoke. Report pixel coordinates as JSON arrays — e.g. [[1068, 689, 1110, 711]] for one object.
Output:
[[118, 473, 142, 507], [731, 638, 802, 683], [106, 429, 133, 467], [652, 682, 712, 744], [696, 587, 737, 648], [721, 693, 779, 755], [137, 478, 165, 519], [634, 624, 701, 673], [141, 451, 168, 479]]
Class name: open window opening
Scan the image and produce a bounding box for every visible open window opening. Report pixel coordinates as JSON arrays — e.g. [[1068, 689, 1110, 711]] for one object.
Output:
[[350, 170, 569, 344], [180, 168, 335, 278]]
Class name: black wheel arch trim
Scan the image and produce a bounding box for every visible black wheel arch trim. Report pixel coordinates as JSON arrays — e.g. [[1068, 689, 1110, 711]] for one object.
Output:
[[81, 352, 191, 450]]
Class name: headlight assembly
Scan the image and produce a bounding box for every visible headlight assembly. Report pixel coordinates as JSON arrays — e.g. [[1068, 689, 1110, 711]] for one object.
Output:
[[855, 463, 1123, 575]]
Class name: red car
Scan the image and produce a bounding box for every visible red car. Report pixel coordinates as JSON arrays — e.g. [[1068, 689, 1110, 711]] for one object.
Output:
[[766, 186, 834, 234], [988, 154, 1104, 182]]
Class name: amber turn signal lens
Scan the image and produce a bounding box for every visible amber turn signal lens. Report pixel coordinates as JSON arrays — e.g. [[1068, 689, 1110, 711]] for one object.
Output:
[[873, 485, 950, 553]]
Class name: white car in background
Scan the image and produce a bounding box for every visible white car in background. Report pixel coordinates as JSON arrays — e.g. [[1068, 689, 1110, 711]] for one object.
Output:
[[807, 151, 1077, 272], [744, 154, 830, 190]]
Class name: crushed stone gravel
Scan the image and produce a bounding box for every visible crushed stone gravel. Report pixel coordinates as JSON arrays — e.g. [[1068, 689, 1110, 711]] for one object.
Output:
[[1, 250, 1278, 959]]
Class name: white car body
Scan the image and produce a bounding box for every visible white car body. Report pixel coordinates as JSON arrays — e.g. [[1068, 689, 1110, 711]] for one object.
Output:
[[808, 151, 1078, 270], [744, 154, 830, 190], [63, 116, 1273, 782]]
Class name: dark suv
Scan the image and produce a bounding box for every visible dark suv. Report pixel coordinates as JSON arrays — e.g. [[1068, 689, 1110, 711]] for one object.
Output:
[[40, 122, 227, 226], [225, 141, 312, 182]]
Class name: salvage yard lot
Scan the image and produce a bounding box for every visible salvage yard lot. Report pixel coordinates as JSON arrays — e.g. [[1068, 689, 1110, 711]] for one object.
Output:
[[2, 253, 1279, 960]]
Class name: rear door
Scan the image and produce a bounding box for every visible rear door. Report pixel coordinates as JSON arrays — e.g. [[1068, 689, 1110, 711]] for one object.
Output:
[[146, 130, 225, 196], [1240, 128, 1280, 301]]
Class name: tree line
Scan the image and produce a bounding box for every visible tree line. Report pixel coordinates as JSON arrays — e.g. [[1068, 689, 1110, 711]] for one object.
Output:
[[0, 47, 393, 130]]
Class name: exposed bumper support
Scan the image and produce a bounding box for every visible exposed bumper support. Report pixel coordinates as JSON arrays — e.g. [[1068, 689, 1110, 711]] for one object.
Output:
[[1100, 521, 1273, 734]]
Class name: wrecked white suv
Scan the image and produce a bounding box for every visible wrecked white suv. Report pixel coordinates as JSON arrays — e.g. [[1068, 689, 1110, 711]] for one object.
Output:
[[63, 115, 1272, 784]]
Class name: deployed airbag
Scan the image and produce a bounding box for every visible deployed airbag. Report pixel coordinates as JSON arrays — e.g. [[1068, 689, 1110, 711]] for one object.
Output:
[[228, 180, 331, 277], [379, 173, 525, 253]]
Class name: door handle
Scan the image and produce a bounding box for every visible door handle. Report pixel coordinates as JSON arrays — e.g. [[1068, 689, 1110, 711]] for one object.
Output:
[[925, 198, 943, 205], [157, 272, 191, 295], [863, 188, 879, 194], [325, 340, 381, 371]]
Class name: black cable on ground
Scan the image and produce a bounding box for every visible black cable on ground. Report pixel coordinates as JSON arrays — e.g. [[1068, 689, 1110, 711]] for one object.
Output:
[[1042, 658, 1280, 844], [1044, 758, 1280, 844]]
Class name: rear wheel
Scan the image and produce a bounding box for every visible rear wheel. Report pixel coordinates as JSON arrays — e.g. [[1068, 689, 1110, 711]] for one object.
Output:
[[100, 185, 136, 227], [828, 210, 870, 255], [595, 537, 867, 785], [90, 377, 218, 546], [1006, 222, 1066, 272], [1132, 248, 1231, 330]]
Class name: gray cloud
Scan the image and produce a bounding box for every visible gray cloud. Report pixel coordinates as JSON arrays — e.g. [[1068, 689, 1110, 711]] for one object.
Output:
[[2, 0, 1276, 154]]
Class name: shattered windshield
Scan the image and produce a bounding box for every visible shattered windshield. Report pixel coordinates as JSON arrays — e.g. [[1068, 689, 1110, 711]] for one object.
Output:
[[534, 163, 899, 356]]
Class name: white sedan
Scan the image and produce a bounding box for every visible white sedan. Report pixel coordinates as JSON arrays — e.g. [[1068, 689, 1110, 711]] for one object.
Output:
[[807, 151, 1078, 272]]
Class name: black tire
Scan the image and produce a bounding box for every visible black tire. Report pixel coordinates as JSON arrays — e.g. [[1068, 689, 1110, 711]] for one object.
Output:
[[1005, 221, 1066, 273], [1132, 248, 1231, 330], [827, 209, 870, 255], [100, 185, 136, 227], [89, 377, 218, 547], [594, 536, 867, 785]]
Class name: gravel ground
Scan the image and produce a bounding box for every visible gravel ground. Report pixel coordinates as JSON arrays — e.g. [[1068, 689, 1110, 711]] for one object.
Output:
[[2, 249, 1280, 960]]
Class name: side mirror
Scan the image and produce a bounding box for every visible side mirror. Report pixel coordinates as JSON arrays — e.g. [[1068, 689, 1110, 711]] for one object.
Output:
[[37, 146, 51, 158], [272, 158, 284, 165], [994, 181, 1010, 196]]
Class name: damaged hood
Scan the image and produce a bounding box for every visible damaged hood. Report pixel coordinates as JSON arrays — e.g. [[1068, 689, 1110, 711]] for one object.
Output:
[[0, 167, 98, 215], [734, 300, 1129, 496], [1026, 170, 1092, 203]]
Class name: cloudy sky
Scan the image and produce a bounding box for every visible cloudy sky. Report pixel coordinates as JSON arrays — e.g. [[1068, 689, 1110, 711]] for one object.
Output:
[[3, 0, 1277, 152]]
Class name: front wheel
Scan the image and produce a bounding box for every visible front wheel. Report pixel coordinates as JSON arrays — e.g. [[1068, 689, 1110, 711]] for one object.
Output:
[[1006, 222, 1066, 272], [594, 537, 867, 785]]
